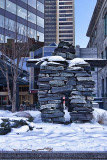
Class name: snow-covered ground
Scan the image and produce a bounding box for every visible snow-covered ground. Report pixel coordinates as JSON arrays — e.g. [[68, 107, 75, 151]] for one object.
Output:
[[0, 108, 107, 151]]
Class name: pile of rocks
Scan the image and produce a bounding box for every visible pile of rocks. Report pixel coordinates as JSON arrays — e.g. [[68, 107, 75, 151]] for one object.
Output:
[[38, 57, 67, 123], [37, 56, 94, 123], [53, 40, 75, 60]]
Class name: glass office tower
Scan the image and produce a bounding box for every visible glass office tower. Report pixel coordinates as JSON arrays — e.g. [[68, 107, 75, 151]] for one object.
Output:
[[44, 0, 75, 46], [0, 0, 44, 43]]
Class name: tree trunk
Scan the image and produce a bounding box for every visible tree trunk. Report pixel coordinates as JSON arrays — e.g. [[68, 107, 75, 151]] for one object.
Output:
[[12, 77, 17, 113]]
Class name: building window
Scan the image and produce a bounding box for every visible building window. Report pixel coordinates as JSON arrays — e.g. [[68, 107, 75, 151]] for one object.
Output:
[[106, 77, 107, 97], [37, 1, 44, 13], [101, 52, 103, 59], [102, 78, 104, 97], [17, 6, 27, 20], [104, 13, 107, 36], [6, 0, 16, 15], [105, 47, 107, 59]]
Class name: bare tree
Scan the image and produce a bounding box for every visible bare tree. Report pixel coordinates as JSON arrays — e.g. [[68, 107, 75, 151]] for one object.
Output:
[[0, 30, 33, 112]]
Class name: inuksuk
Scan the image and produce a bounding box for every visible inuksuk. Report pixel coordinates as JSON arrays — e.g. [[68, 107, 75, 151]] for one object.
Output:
[[37, 41, 94, 123]]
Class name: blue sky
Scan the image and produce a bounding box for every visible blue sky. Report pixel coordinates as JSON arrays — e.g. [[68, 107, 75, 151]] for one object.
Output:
[[75, 0, 97, 47]]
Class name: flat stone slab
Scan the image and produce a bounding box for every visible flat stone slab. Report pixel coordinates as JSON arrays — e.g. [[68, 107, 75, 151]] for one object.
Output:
[[52, 85, 73, 94]]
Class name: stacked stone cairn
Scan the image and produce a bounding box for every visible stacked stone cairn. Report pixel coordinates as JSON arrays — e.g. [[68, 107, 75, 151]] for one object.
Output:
[[37, 41, 94, 123]]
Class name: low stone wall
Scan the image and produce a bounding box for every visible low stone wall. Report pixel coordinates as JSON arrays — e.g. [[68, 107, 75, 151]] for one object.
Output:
[[38, 58, 94, 123], [0, 151, 107, 160]]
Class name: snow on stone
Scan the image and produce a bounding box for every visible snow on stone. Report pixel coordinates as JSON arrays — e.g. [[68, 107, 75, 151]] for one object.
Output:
[[41, 61, 48, 66], [68, 58, 88, 67], [47, 56, 65, 62], [0, 109, 107, 151]]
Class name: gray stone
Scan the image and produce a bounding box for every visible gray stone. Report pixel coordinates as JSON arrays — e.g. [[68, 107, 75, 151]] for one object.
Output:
[[52, 85, 73, 94], [83, 66, 91, 71], [71, 90, 82, 95], [70, 95, 85, 100], [47, 62, 64, 66], [39, 73, 46, 77], [42, 112, 64, 118], [42, 109, 62, 114], [39, 85, 50, 90], [66, 52, 76, 59], [56, 52, 66, 58], [72, 107, 93, 112], [66, 80, 76, 86], [53, 77, 67, 80], [42, 117, 52, 123], [46, 66, 64, 71], [38, 77, 53, 82], [48, 100, 61, 104], [69, 103, 85, 108], [82, 92, 92, 96], [60, 72, 74, 77], [87, 96, 94, 101], [70, 113, 93, 121], [50, 73, 60, 77], [76, 85, 93, 92], [38, 90, 48, 94], [75, 72, 91, 77], [39, 96, 62, 102], [40, 104, 61, 110], [77, 77, 93, 81], [70, 98, 86, 104], [77, 81, 95, 85], [52, 117, 65, 123], [49, 80, 65, 86]]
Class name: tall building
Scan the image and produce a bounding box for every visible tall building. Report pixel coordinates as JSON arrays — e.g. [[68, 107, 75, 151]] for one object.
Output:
[[44, 0, 75, 46], [0, 0, 44, 43]]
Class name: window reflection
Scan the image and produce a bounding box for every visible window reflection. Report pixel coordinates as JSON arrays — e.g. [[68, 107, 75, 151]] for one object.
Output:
[[0, 34, 4, 43], [37, 31, 44, 42], [5, 18, 16, 32], [0, 0, 5, 9], [28, 12, 36, 24], [17, 6, 27, 20], [17, 23, 27, 35], [28, 0, 36, 9], [28, 27, 37, 40], [0, 15, 4, 28], [37, 16, 44, 27], [6, 0, 16, 14], [37, 1, 44, 13]]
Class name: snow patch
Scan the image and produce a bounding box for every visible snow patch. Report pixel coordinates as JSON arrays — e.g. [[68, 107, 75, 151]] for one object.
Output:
[[68, 58, 88, 67]]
